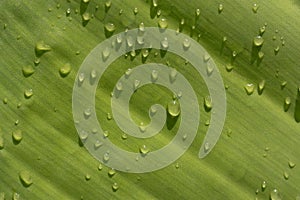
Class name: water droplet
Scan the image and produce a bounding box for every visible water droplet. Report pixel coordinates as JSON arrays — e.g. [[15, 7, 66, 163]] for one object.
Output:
[[15, 119, 19, 126], [12, 192, 20, 200], [121, 133, 127, 140], [107, 113, 112, 120], [82, 12, 91, 22], [94, 140, 103, 149], [125, 68, 132, 77], [204, 142, 210, 152], [12, 130, 22, 143], [130, 50, 136, 58], [258, 80, 265, 94], [112, 182, 119, 191], [3, 98, 8, 104], [103, 130, 109, 138], [167, 99, 180, 117], [90, 70, 97, 82], [24, 89, 33, 99], [158, 18, 168, 29], [66, 8, 71, 16], [160, 37, 169, 49], [225, 64, 233, 72], [204, 96, 212, 111], [133, 7, 138, 15], [139, 122, 146, 132], [253, 36, 264, 47], [98, 163, 103, 171], [84, 108, 91, 118], [126, 36, 134, 47], [142, 49, 149, 58], [232, 51, 237, 58], [133, 80, 140, 91], [105, 1, 111, 11], [169, 68, 177, 83], [78, 73, 85, 83], [270, 189, 282, 200], [0, 136, 4, 150], [175, 163, 180, 169], [85, 174, 91, 181], [19, 170, 33, 187], [139, 145, 150, 155], [152, 0, 158, 7], [104, 23, 116, 33], [108, 168, 116, 177], [182, 133, 187, 140], [274, 46, 280, 55], [116, 82, 123, 91], [195, 8, 201, 17], [206, 62, 214, 75], [252, 3, 259, 13], [35, 41, 51, 56], [258, 51, 264, 60], [280, 81, 287, 90], [205, 119, 210, 126], [259, 26, 266, 35], [283, 171, 289, 180], [102, 47, 110, 60], [261, 180, 267, 191], [138, 22, 145, 33], [103, 152, 110, 162], [288, 161, 296, 168], [182, 38, 191, 49], [80, 130, 88, 141], [244, 83, 255, 95], [218, 4, 223, 13], [157, 9, 161, 17], [22, 66, 35, 77], [59, 63, 71, 77], [116, 35, 122, 44], [284, 97, 291, 112]]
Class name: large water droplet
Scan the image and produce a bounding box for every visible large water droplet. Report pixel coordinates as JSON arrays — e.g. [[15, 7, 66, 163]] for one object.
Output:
[[244, 83, 255, 95], [12, 130, 22, 143], [284, 97, 291, 112], [82, 12, 91, 22], [104, 23, 116, 33], [270, 189, 282, 200], [24, 89, 33, 99], [139, 145, 150, 155], [22, 66, 35, 77], [253, 36, 264, 47], [167, 99, 180, 117], [158, 18, 168, 29], [59, 63, 71, 77], [116, 82, 123, 91], [19, 170, 33, 187]]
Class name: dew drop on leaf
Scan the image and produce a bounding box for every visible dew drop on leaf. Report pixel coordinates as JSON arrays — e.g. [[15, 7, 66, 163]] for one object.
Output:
[[253, 36, 264, 47], [158, 18, 168, 29], [12, 129, 22, 143], [19, 170, 33, 187], [244, 83, 255, 95], [112, 182, 119, 191], [139, 145, 150, 155], [108, 168, 116, 177], [59, 63, 71, 77], [167, 99, 180, 117], [270, 189, 282, 200], [218, 4, 223, 13], [22, 66, 35, 77], [252, 3, 259, 13], [284, 97, 291, 112]]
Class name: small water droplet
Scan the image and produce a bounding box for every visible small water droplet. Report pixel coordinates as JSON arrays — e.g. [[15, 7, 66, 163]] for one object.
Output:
[[139, 122, 146, 132], [258, 51, 264, 60], [133, 7, 138, 15], [85, 174, 91, 181], [274, 46, 280, 55], [261, 180, 267, 191], [19, 170, 33, 187], [12, 129, 22, 143], [281, 81, 287, 89], [103, 152, 110, 162], [133, 80, 140, 91], [204, 142, 210, 152], [206, 62, 214, 75], [82, 12, 91, 22], [24, 89, 33, 99], [104, 23, 116, 33], [182, 133, 187, 140], [90, 69, 97, 82], [195, 8, 201, 17], [3, 97, 8, 104], [258, 80, 265, 95], [35, 41, 51, 56], [158, 18, 168, 29], [80, 130, 88, 141], [126, 36, 134, 47], [116, 35, 122, 44], [142, 49, 149, 58], [98, 163, 103, 170], [130, 50, 136, 58], [107, 113, 112, 120], [105, 1, 111, 11], [167, 99, 180, 117], [34, 57, 40, 66], [139, 145, 150, 155], [152, 0, 158, 7], [116, 82, 123, 91], [103, 130, 109, 138], [66, 8, 71, 16], [121, 133, 127, 140], [259, 26, 266, 35], [156, 9, 161, 17], [84, 108, 91, 118], [283, 171, 289, 180], [232, 51, 237, 58], [205, 119, 210, 126], [284, 97, 291, 112], [78, 73, 85, 83], [252, 3, 259, 13], [244, 83, 255, 95], [225, 64, 233, 72], [182, 38, 191, 49], [204, 96, 212, 111], [270, 189, 282, 200], [12, 192, 20, 200], [102, 47, 110, 60], [288, 161, 296, 168], [59, 63, 71, 77], [125, 68, 132, 77], [94, 140, 103, 149], [169, 68, 177, 83], [253, 36, 264, 47], [108, 168, 116, 177], [22, 66, 35, 77], [112, 182, 119, 191], [160, 37, 169, 49], [218, 4, 223, 13]]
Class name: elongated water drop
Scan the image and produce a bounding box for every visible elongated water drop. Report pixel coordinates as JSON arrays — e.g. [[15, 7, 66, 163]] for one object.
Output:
[[244, 83, 255, 95], [116, 35, 122, 44], [12, 130, 22, 143], [22, 66, 35, 77], [126, 36, 134, 47], [139, 145, 150, 155], [258, 51, 264, 60], [206, 62, 214, 75], [35, 41, 51, 56], [105, 1, 111, 11], [152, 0, 158, 7], [167, 99, 180, 117], [259, 26, 266, 35], [283, 171, 289, 180], [24, 89, 33, 99], [253, 36, 264, 47], [258, 80, 265, 95], [204, 95, 212, 111], [252, 3, 259, 13], [19, 170, 33, 187], [261, 180, 267, 191], [195, 8, 201, 17], [284, 97, 291, 112], [59, 63, 71, 77], [204, 53, 210, 62], [125, 68, 132, 77], [158, 18, 168, 29], [218, 4, 223, 13], [270, 189, 282, 200], [281, 81, 287, 89], [139, 122, 146, 132], [3, 98, 8, 104], [142, 49, 149, 58]]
